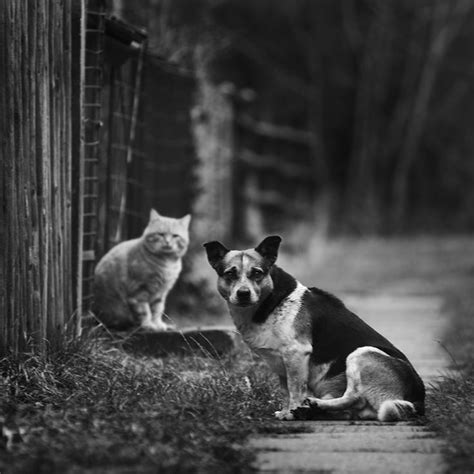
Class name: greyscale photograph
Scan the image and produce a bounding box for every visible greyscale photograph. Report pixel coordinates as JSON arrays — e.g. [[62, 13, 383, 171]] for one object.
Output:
[[1, 1, 473, 473]]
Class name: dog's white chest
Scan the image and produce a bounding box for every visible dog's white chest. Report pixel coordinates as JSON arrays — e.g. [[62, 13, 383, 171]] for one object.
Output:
[[230, 283, 309, 370]]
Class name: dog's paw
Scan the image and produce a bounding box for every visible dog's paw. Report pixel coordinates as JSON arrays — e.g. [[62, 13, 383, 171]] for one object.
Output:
[[291, 405, 312, 420], [274, 409, 295, 421], [303, 397, 319, 408]]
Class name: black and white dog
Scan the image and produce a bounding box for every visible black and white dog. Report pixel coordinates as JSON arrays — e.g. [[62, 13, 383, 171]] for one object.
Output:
[[204, 236, 425, 421]]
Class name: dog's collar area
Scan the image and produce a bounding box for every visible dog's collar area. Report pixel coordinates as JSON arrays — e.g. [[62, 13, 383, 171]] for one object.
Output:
[[252, 266, 297, 323]]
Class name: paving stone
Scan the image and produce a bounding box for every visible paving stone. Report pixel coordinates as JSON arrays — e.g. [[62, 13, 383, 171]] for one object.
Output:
[[255, 451, 446, 473], [250, 433, 444, 453], [121, 325, 244, 357]]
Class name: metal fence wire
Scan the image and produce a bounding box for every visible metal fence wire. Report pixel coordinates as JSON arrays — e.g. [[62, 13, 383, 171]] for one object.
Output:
[[80, 12, 196, 308], [81, 2, 106, 310]]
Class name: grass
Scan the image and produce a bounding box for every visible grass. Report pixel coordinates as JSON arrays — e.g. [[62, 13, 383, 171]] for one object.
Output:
[[2, 236, 474, 472], [0, 335, 282, 473], [426, 281, 474, 473]]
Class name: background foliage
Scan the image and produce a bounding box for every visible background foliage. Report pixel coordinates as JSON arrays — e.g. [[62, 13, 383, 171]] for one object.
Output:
[[120, 0, 474, 234]]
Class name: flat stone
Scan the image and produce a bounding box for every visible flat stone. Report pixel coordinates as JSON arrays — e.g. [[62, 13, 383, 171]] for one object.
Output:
[[121, 325, 243, 357], [250, 432, 444, 453], [255, 451, 446, 473]]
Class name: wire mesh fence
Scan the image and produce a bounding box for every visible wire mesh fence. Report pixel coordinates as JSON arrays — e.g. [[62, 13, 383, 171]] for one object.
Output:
[[81, 2, 107, 310], [80, 14, 196, 308]]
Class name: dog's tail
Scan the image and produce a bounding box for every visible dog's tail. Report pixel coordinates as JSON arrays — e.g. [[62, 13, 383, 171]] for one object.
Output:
[[377, 400, 416, 422]]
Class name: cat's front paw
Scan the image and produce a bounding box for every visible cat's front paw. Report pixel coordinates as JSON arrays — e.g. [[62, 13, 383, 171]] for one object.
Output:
[[274, 409, 295, 421], [162, 322, 176, 331], [142, 321, 176, 332]]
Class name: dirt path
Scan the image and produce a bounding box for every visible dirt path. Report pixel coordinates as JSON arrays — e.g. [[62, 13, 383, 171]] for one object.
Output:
[[249, 293, 450, 473]]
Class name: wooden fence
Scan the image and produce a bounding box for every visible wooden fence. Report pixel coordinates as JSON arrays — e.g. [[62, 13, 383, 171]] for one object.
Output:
[[0, 1, 313, 356], [0, 1, 82, 355], [0, 2, 196, 354], [191, 84, 318, 246], [232, 94, 318, 244]]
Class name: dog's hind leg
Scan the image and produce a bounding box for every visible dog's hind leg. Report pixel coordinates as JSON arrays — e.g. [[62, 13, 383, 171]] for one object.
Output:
[[305, 347, 370, 413], [306, 349, 363, 411], [306, 346, 421, 421], [305, 392, 360, 411]]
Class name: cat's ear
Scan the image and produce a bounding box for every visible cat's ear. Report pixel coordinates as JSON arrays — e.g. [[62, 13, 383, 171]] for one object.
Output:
[[255, 235, 282, 265], [203, 241, 229, 270], [149, 209, 161, 222], [180, 214, 191, 228]]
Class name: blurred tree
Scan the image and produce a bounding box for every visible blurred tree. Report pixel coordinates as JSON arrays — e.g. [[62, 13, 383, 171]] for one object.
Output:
[[115, 0, 474, 234]]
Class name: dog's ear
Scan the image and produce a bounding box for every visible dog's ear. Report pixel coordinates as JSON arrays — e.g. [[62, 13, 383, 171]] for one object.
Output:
[[255, 235, 282, 265], [203, 241, 230, 270]]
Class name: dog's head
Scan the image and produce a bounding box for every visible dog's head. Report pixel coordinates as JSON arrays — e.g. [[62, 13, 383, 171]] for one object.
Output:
[[203, 236, 282, 307]]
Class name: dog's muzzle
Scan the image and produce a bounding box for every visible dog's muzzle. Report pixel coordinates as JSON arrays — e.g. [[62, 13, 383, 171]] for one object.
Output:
[[236, 288, 252, 306]]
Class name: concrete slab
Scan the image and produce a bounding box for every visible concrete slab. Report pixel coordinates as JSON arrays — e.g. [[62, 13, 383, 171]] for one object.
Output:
[[121, 325, 244, 357], [255, 451, 446, 473], [250, 431, 445, 453]]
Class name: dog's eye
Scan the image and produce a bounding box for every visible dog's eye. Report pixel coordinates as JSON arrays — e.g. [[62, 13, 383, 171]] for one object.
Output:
[[251, 268, 264, 279], [223, 269, 237, 280]]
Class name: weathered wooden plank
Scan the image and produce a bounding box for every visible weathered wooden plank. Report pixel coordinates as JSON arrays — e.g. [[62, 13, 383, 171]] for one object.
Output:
[[63, 0, 74, 336], [0, 0, 80, 356], [39, 0, 50, 351], [27, 0, 41, 348], [241, 186, 311, 214], [237, 114, 313, 144], [237, 148, 315, 180], [6, 0, 18, 353], [70, 0, 85, 337], [33, 0, 45, 351], [15, 0, 27, 351], [0, 0, 6, 351], [20, 0, 32, 344], [50, 0, 63, 349]]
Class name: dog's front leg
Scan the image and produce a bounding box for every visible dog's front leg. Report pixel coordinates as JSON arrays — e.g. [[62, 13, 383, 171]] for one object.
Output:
[[275, 352, 310, 421], [278, 375, 289, 410]]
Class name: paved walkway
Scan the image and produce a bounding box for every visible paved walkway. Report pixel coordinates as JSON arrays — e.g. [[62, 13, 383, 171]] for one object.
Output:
[[249, 294, 451, 474]]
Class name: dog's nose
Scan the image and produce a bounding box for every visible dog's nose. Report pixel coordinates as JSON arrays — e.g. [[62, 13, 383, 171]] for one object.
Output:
[[237, 288, 251, 300]]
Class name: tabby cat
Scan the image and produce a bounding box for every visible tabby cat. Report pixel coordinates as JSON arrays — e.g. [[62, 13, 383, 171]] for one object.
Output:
[[93, 209, 191, 331]]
